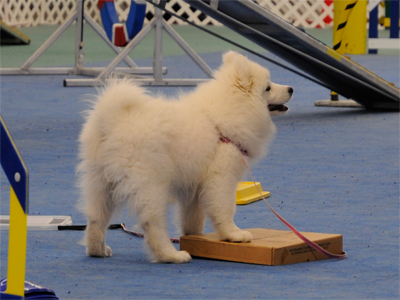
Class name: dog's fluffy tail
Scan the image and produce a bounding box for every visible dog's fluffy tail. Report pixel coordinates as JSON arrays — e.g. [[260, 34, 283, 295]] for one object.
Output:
[[77, 78, 148, 217], [90, 78, 151, 117]]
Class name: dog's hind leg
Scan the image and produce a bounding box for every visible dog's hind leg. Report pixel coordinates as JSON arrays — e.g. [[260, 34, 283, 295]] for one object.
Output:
[[179, 195, 206, 236], [134, 185, 192, 263], [84, 181, 115, 258]]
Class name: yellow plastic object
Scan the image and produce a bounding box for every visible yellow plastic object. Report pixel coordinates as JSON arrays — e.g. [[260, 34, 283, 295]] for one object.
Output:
[[381, 17, 400, 28], [236, 182, 270, 205]]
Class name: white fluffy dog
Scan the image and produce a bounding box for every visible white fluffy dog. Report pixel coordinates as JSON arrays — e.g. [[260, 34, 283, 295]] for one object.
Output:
[[77, 51, 293, 263]]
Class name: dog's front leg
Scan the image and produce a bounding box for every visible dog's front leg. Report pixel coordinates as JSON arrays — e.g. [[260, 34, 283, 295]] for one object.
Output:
[[201, 144, 252, 243]]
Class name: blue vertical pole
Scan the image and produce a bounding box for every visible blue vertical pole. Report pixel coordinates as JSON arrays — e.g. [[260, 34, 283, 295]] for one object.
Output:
[[390, 0, 399, 38], [369, 5, 379, 54]]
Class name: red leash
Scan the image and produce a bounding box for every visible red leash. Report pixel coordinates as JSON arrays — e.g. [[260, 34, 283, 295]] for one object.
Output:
[[120, 223, 180, 244], [241, 157, 346, 260], [219, 133, 346, 259]]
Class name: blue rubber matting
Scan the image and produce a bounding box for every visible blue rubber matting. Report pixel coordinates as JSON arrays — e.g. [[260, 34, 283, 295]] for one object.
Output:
[[0, 51, 399, 299]]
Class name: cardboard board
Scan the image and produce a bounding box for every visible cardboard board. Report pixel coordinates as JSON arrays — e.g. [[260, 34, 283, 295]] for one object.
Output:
[[180, 228, 343, 265]]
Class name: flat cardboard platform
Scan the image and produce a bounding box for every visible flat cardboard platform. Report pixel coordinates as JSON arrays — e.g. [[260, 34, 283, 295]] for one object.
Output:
[[180, 228, 343, 265]]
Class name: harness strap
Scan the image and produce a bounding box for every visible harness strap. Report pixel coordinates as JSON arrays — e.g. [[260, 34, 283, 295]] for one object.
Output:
[[219, 134, 249, 156]]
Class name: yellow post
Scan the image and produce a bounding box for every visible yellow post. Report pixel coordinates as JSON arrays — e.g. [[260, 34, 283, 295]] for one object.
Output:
[[333, 0, 367, 55], [5, 187, 28, 298], [330, 0, 367, 101]]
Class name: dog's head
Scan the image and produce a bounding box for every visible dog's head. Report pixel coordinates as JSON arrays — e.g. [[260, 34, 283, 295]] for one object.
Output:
[[216, 51, 293, 117], [265, 82, 293, 116]]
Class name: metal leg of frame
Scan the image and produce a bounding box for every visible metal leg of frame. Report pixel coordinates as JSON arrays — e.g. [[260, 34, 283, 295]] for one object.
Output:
[[65, 6, 211, 87]]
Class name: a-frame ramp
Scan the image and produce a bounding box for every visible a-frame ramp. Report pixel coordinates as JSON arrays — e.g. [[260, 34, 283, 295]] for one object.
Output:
[[0, 20, 30, 45], [148, 0, 399, 110]]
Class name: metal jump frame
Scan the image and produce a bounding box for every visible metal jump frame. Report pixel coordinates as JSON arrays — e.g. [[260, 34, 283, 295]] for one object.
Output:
[[0, 0, 213, 86]]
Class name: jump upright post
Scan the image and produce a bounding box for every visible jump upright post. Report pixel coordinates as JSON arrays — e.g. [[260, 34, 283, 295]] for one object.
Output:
[[0, 115, 29, 300], [316, 0, 367, 107], [368, 0, 400, 53]]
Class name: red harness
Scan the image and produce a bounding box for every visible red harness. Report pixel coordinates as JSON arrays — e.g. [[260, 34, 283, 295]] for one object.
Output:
[[219, 134, 249, 156]]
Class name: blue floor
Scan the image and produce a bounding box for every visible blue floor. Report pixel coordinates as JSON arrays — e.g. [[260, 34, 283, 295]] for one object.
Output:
[[0, 48, 399, 299]]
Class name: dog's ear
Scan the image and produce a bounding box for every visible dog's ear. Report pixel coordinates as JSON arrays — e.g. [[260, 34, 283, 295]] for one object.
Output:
[[231, 54, 254, 93], [222, 51, 238, 65], [219, 51, 255, 93]]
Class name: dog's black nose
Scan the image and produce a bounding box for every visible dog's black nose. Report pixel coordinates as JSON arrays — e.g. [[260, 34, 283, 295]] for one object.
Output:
[[288, 87, 294, 94]]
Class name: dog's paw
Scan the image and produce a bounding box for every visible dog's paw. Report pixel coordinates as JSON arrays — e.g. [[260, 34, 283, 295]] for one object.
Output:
[[224, 230, 252, 243], [87, 245, 113, 258], [155, 250, 192, 264], [171, 250, 192, 263]]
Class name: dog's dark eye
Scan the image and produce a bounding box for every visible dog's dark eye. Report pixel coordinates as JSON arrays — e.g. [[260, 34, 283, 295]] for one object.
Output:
[[266, 86, 271, 92]]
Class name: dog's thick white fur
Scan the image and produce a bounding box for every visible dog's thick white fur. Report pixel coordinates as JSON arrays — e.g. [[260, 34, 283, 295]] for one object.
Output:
[[77, 51, 293, 263]]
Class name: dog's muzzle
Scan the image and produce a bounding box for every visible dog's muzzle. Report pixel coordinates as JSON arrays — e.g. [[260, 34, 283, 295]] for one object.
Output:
[[268, 104, 289, 113], [268, 87, 293, 113]]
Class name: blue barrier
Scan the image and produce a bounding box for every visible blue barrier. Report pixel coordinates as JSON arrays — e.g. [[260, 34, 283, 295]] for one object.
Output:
[[99, 0, 146, 47]]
